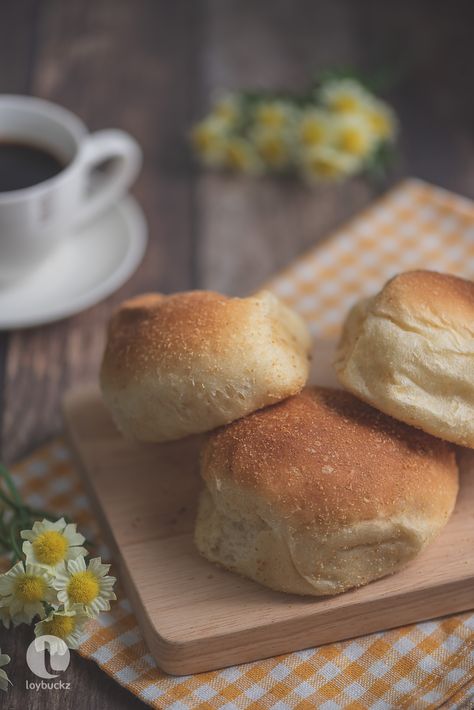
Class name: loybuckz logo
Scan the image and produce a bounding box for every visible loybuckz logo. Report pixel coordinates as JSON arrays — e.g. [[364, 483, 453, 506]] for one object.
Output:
[[25, 635, 71, 690]]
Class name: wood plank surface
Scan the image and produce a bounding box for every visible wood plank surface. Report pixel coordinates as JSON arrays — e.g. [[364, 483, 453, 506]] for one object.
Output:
[[63, 376, 474, 676], [1, 0, 201, 464], [1, 0, 474, 708], [1, 1, 199, 708]]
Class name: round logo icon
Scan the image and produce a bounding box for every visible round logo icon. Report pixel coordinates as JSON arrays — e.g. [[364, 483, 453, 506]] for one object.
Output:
[[26, 635, 70, 679]]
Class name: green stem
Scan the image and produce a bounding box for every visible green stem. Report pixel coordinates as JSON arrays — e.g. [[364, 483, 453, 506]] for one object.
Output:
[[8, 522, 23, 562], [0, 464, 24, 510], [0, 463, 63, 561], [0, 488, 20, 512], [0, 514, 8, 537]]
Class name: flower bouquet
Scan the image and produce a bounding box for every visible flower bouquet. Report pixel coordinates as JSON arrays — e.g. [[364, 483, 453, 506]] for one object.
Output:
[[0, 464, 116, 690], [191, 74, 397, 184]]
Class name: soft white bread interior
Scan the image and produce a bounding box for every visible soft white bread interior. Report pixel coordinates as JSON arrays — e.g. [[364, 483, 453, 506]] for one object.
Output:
[[100, 289, 311, 442], [335, 270, 474, 448], [195, 387, 458, 596]]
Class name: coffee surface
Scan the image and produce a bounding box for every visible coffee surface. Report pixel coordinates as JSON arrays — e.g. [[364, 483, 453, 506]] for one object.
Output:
[[0, 141, 65, 192]]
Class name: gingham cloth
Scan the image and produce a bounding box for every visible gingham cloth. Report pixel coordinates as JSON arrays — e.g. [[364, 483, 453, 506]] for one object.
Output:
[[6, 178, 474, 709]]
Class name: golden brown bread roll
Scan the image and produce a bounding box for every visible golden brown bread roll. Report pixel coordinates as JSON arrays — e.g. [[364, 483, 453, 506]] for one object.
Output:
[[100, 290, 311, 442], [335, 270, 474, 448], [195, 387, 458, 596]]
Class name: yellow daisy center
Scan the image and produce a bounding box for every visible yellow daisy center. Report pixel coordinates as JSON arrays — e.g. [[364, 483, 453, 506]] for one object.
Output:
[[309, 157, 340, 178], [15, 575, 46, 602], [257, 107, 286, 128], [32, 530, 69, 565], [339, 128, 369, 156], [43, 614, 76, 639], [367, 110, 391, 138], [301, 121, 326, 145], [225, 144, 248, 170], [67, 571, 99, 604], [331, 95, 360, 112], [192, 127, 213, 151]]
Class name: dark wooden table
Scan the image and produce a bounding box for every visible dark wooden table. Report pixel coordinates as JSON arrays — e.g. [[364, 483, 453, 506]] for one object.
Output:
[[0, 1, 473, 708]]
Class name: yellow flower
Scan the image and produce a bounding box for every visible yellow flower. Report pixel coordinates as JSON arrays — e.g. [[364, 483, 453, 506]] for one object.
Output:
[[298, 108, 333, 147], [52, 556, 116, 617], [300, 145, 359, 183], [0, 561, 55, 625], [319, 78, 373, 114], [251, 126, 293, 169], [332, 113, 376, 158], [0, 651, 11, 692], [254, 100, 295, 130], [190, 117, 227, 166], [364, 99, 397, 141], [210, 93, 241, 126], [21, 517, 87, 571], [35, 609, 90, 650], [221, 136, 262, 174]]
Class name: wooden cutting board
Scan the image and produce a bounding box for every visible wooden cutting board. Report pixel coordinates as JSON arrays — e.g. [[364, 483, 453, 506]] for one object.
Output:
[[63, 340, 474, 676]]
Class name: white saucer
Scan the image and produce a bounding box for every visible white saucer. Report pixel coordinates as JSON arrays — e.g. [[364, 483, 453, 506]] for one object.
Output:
[[0, 196, 147, 330]]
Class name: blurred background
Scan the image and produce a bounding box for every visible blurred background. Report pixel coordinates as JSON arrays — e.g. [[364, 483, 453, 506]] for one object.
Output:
[[2, 0, 474, 460], [0, 1, 473, 707]]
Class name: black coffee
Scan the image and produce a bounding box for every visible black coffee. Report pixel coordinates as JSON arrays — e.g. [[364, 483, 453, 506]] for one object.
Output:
[[0, 141, 65, 192]]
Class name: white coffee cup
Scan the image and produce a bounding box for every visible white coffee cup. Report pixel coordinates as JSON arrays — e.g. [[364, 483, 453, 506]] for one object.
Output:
[[0, 95, 142, 284]]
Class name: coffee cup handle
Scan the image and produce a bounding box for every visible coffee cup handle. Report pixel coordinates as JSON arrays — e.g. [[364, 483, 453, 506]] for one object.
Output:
[[75, 129, 142, 226]]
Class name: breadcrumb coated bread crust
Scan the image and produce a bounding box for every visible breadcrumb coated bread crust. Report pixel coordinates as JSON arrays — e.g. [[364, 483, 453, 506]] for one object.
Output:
[[201, 387, 458, 530], [196, 387, 458, 596], [100, 290, 311, 442]]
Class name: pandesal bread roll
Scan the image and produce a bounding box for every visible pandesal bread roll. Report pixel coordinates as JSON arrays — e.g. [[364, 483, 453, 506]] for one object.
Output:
[[100, 290, 311, 442], [195, 387, 458, 596], [335, 270, 474, 448]]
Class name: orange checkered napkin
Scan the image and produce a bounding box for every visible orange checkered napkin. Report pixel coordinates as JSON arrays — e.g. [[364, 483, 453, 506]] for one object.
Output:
[[7, 179, 474, 709]]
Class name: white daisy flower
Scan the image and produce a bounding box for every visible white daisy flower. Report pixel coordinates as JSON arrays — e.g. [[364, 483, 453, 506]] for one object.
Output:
[[319, 78, 373, 114], [221, 136, 263, 175], [52, 557, 116, 617], [190, 116, 228, 167], [250, 125, 294, 170], [364, 98, 398, 141], [0, 597, 32, 628], [35, 609, 90, 650], [253, 100, 296, 130], [297, 108, 333, 148], [300, 145, 360, 184], [332, 112, 377, 159], [0, 561, 54, 625], [0, 651, 11, 691], [21, 517, 87, 571]]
